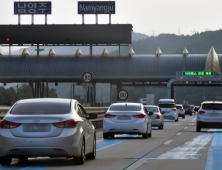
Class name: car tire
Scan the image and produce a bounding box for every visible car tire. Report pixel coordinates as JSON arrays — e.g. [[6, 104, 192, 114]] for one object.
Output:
[[86, 134, 96, 160], [109, 134, 115, 139], [183, 115, 185, 119], [196, 126, 201, 132], [73, 140, 85, 165], [142, 128, 148, 139], [148, 129, 152, 137], [190, 113, 192, 116], [158, 123, 163, 130], [18, 156, 28, 161], [103, 133, 109, 139], [0, 157, 12, 165], [162, 123, 164, 129], [175, 117, 178, 122]]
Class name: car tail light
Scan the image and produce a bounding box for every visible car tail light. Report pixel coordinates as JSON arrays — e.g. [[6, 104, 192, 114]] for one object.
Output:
[[172, 109, 176, 111], [0, 120, 21, 129], [189, 108, 191, 110], [104, 113, 116, 118], [180, 109, 184, 110], [198, 110, 205, 114], [53, 119, 79, 128], [155, 114, 160, 119], [133, 114, 146, 118]]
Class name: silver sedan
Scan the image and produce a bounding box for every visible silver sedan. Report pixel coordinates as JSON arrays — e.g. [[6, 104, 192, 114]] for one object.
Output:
[[0, 98, 97, 165], [144, 105, 164, 129]]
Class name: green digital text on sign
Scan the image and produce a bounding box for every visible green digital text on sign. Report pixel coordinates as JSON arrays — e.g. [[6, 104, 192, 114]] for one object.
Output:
[[183, 71, 213, 76]]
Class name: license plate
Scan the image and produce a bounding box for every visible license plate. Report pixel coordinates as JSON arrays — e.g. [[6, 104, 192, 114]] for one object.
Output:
[[117, 116, 131, 120], [23, 124, 51, 132]]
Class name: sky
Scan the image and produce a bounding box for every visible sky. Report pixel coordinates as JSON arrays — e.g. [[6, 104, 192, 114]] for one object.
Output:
[[1, 0, 222, 52]]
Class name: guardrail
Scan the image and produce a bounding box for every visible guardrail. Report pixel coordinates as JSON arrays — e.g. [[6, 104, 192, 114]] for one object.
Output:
[[0, 107, 108, 129]]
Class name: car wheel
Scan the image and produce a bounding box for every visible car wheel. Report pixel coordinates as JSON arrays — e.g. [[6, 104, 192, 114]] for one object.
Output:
[[0, 157, 12, 165], [190, 113, 192, 116], [196, 126, 201, 132], [103, 133, 109, 139], [109, 134, 115, 139], [142, 127, 148, 139], [158, 123, 163, 130], [18, 156, 28, 161], [73, 140, 85, 165], [86, 134, 96, 160], [162, 123, 164, 129], [183, 115, 185, 119], [148, 128, 152, 137], [175, 117, 178, 122]]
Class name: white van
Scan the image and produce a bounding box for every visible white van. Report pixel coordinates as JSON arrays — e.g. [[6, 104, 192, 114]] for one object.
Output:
[[158, 99, 179, 122]]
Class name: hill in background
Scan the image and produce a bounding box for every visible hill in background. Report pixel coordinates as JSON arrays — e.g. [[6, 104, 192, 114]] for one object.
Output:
[[111, 29, 222, 54]]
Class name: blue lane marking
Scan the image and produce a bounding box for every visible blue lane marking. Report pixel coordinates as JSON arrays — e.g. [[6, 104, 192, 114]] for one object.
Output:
[[205, 130, 222, 170], [164, 122, 172, 126], [18, 166, 51, 170], [96, 135, 138, 151]]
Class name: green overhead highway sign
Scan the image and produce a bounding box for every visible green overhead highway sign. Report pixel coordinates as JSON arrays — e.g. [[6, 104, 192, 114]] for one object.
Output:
[[183, 71, 214, 76]]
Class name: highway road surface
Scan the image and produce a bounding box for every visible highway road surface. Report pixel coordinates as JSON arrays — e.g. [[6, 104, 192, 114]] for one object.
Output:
[[1, 115, 220, 170]]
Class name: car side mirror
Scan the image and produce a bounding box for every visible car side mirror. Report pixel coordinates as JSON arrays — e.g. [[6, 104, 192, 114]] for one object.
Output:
[[149, 112, 154, 115], [87, 113, 97, 119]]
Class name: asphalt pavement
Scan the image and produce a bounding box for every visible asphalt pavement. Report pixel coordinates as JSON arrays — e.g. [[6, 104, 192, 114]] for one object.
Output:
[[1, 115, 220, 170]]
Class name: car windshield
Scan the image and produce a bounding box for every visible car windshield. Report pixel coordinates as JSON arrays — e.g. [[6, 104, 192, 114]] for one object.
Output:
[[10, 102, 71, 115], [202, 104, 222, 110], [109, 105, 141, 111], [145, 107, 158, 112], [158, 104, 175, 108]]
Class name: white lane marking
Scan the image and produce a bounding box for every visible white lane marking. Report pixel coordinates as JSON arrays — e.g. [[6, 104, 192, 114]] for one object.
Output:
[[188, 123, 195, 125], [174, 124, 180, 125], [192, 117, 197, 122], [96, 139, 103, 143], [176, 132, 182, 135], [184, 127, 188, 129], [158, 133, 213, 159], [164, 140, 173, 145]]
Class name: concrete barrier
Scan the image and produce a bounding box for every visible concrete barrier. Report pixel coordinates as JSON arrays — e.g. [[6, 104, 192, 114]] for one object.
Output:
[[0, 106, 108, 129]]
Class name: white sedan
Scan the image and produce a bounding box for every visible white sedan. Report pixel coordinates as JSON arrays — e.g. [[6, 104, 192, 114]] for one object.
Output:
[[103, 103, 152, 139]]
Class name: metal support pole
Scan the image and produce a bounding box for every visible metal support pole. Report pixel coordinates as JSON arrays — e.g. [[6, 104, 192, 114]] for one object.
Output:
[[117, 82, 122, 101], [35, 82, 37, 98], [45, 14, 47, 25], [18, 14, 20, 25], [96, 14, 98, 24], [82, 14, 84, 24], [119, 45, 120, 55], [73, 83, 75, 99], [93, 83, 96, 106], [37, 44, 39, 56], [9, 45, 11, 56], [46, 82, 48, 98], [171, 84, 174, 99], [31, 84, 35, 98], [85, 86, 87, 107], [109, 14, 111, 24], [32, 14, 34, 25], [41, 82, 44, 97], [90, 45, 92, 56]]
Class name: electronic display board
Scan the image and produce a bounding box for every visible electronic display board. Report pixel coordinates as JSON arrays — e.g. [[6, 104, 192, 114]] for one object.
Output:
[[183, 71, 214, 76], [0, 24, 132, 45]]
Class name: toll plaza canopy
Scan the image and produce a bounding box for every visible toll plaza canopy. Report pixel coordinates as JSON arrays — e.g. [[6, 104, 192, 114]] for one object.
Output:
[[0, 53, 221, 83]]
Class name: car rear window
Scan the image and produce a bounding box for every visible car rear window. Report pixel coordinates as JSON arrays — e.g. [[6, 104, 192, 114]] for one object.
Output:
[[145, 107, 158, 112], [183, 105, 190, 109], [202, 104, 222, 110], [158, 104, 175, 108], [109, 105, 141, 111], [176, 106, 182, 109], [10, 102, 71, 115]]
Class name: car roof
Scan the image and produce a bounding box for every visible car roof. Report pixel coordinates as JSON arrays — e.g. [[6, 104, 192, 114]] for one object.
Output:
[[111, 102, 142, 106], [17, 98, 73, 104], [176, 104, 183, 106], [202, 101, 222, 104]]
